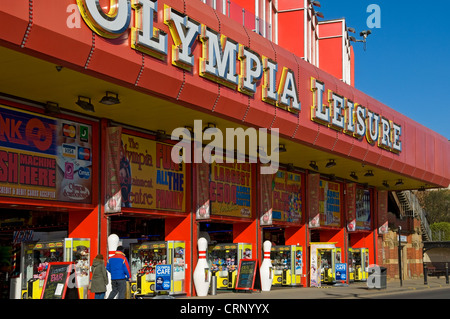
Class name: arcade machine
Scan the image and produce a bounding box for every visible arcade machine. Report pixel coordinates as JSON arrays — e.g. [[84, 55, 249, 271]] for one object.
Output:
[[130, 241, 185, 297], [17, 238, 90, 299], [353, 248, 369, 281], [271, 245, 303, 287], [348, 248, 355, 283], [208, 243, 252, 289], [318, 247, 341, 285]]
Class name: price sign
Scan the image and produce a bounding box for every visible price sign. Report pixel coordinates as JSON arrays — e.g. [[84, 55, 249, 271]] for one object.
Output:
[[335, 263, 347, 281], [41, 262, 78, 299], [155, 264, 172, 292], [235, 259, 260, 291]]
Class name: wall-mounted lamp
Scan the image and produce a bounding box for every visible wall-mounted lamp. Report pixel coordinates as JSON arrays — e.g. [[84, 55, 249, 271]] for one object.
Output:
[[395, 179, 404, 186], [275, 144, 287, 153], [350, 171, 358, 180], [44, 101, 61, 115], [311, 0, 321, 7], [325, 159, 336, 168], [286, 163, 295, 172], [156, 129, 167, 141], [76, 96, 94, 112], [364, 170, 374, 177], [309, 161, 319, 171], [203, 122, 219, 133], [382, 180, 390, 188], [99, 91, 120, 105]]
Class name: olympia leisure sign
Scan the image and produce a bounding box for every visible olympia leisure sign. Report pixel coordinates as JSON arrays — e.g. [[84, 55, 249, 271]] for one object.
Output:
[[76, 0, 402, 154]]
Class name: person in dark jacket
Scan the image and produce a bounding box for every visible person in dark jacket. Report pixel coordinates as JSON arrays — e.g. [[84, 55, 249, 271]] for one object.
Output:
[[90, 254, 108, 299], [106, 246, 131, 299]]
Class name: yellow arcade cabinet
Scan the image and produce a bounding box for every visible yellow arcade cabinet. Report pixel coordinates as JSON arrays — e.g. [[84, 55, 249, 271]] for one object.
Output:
[[21, 238, 90, 299], [130, 241, 185, 297], [318, 247, 341, 284], [208, 243, 252, 289], [348, 248, 355, 282], [353, 248, 369, 281], [271, 245, 303, 287]]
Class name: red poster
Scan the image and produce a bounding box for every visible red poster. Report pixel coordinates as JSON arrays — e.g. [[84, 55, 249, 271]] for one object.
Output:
[[195, 160, 210, 220], [105, 127, 122, 213], [377, 190, 388, 234], [346, 183, 356, 232], [259, 172, 273, 225], [308, 174, 320, 228]]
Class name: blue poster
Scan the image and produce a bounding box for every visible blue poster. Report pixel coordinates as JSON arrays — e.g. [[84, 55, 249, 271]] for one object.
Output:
[[335, 263, 347, 281], [155, 265, 172, 291]]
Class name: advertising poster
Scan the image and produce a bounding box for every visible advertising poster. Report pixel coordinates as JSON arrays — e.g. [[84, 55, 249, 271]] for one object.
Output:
[[378, 190, 388, 234], [105, 127, 122, 213], [308, 174, 320, 228], [356, 188, 371, 230], [120, 133, 186, 211], [210, 161, 252, 218], [345, 183, 357, 232], [0, 105, 92, 203], [195, 160, 210, 220], [272, 169, 302, 223], [259, 172, 273, 226], [319, 180, 341, 227]]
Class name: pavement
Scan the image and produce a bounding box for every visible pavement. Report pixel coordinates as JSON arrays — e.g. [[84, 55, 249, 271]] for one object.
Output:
[[185, 277, 450, 299]]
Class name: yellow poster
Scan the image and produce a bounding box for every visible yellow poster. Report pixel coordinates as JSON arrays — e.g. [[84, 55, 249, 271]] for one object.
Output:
[[210, 161, 252, 218], [120, 133, 185, 211], [272, 170, 302, 222]]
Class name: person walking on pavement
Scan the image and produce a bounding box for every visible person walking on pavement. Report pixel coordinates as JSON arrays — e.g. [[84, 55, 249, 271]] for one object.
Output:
[[90, 254, 108, 299], [106, 246, 131, 299]]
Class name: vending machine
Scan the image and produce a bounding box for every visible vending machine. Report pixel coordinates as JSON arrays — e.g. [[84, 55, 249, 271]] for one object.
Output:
[[352, 248, 369, 281], [208, 243, 252, 289], [130, 241, 185, 297], [18, 238, 90, 299], [271, 245, 303, 287]]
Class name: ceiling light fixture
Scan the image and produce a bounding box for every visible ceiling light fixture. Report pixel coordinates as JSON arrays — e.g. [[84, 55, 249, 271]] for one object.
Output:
[[203, 122, 219, 133], [395, 179, 404, 186], [350, 172, 358, 180], [76, 96, 94, 112], [309, 161, 319, 171], [275, 144, 287, 153], [325, 159, 336, 168], [364, 170, 374, 177], [44, 101, 61, 115], [99, 91, 120, 105], [382, 180, 390, 188]]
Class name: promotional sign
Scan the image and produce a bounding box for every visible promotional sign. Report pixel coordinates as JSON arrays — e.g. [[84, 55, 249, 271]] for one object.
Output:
[[308, 174, 320, 228], [118, 133, 186, 211], [259, 173, 273, 226], [195, 160, 210, 220], [210, 161, 252, 218], [41, 262, 78, 299], [356, 188, 371, 230], [335, 263, 347, 281], [0, 105, 92, 203], [105, 127, 123, 213], [378, 190, 388, 234], [272, 169, 302, 223], [235, 259, 261, 291], [319, 180, 341, 227], [155, 264, 172, 292], [345, 183, 357, 232]]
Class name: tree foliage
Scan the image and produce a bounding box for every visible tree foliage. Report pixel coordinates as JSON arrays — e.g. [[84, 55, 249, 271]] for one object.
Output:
[[416, 189, 450, 224], [430, 222, 450, 241]]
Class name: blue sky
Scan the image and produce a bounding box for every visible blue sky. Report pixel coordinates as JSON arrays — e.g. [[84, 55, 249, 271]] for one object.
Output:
[[319, 1, 450, 139]]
